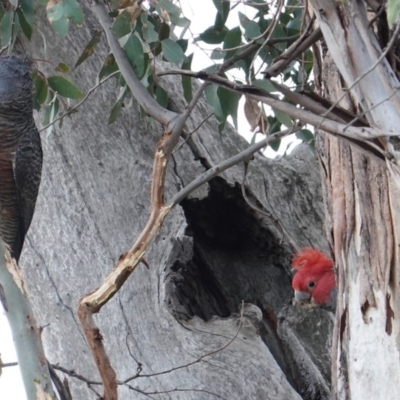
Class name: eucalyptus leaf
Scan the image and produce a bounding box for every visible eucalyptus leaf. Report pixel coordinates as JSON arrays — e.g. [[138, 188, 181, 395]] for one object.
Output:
[[75, 31, 103, 68], [161, 38, 185, 64], [124, 34, 145, 78], [182, 53, 193, 103], [47, 76, 84, 99]]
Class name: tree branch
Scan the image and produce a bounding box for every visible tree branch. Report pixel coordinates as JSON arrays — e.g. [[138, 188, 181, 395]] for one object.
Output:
[[158, 69, 400, 142], [262, 27, 323, 78], [0, 241, 55, 399], [169, 125, 301, 207], [88, 0, 177, 125]]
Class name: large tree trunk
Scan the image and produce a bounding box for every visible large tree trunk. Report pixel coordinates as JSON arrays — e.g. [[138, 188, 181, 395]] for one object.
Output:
[[17, 6, 333, 400], [310, 1, 400, 398]]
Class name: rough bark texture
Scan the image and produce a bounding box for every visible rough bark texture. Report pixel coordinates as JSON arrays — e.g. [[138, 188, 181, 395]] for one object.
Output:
[[309, 1, 400, 398], [17, 7, 333, 400]]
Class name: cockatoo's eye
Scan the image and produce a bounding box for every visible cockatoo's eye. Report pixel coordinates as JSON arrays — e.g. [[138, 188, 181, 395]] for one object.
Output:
[[308, 281, 315, 289]]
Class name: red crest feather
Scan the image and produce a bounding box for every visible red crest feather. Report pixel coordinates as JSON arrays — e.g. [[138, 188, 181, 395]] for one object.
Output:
[[292, 248, 335, 306]]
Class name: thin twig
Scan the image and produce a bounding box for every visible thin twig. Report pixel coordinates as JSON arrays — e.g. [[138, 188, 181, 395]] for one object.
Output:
[[169, 125, 301, 207], [174, 113, 214, 152], [0, 361, 18, 368], [39, 71, 120, 133], [122, 302, 246, 382], [250, 0, 284, 80], [140, 387, 228, 399]]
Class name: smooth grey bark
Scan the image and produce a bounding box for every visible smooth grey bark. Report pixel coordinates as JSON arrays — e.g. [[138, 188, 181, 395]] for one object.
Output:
[[14, 7, 332, 400]]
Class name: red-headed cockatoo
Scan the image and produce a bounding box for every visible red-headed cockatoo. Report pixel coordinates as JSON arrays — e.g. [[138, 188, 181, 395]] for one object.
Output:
[[291, 248, 336, 311]]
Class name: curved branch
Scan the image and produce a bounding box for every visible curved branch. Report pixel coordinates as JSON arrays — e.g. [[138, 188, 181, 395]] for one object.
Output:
[[169, 125, 301, 207], [89, 0, 177, 125]]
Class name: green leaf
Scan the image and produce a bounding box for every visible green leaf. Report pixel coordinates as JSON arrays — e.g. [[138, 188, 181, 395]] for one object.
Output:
[[1, 11, 12, 46], [141, 13, 158, 43], [51, 17, 69, 37], [156, 85, 168, 108], [287, 16, 301, 32], [223, 26, 241, 59], [296, 129, 314, 144], [47, 2, 64, 22], [34, 75, 48, 105], [388, 0, 400, 27], [98, 54, 119, 81], [161, 38, 185, 64], [158, 22, 170, 41], [9, 0, 18, 7], [75, 31, 103, 68], [273, 109, 292, 128], [270, 138, 281, 152], [199, 26, 229, 44], [55, 62, 69, 73], [113, 10, 133, 38], [239, 12, 262, 39], [182, 53, 193, 103], [176, 39, 188, 53], [63, 0, 84, 24], [47, 76, 83, 99], [156, 0, 181, 17], [109, 87, 128, 124], [218, 86, 240, 128], [213, 0, 230, 30], [271, 24, 287, 51], [205, 85, 224, 123], [20, 0, 34, 25], [124, 34, 145, 78], [268, 118, 281, 151], [17, 9, 32, 40]]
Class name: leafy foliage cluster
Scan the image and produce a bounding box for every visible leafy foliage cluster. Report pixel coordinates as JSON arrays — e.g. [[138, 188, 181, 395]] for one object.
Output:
[[3, 0, 321, 149]]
